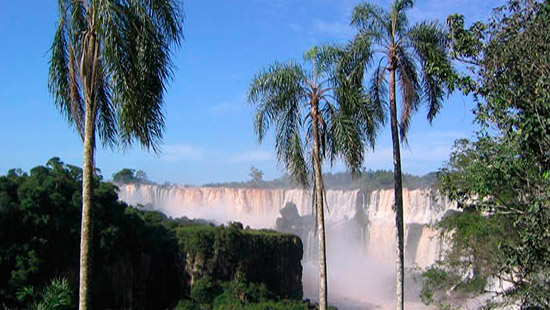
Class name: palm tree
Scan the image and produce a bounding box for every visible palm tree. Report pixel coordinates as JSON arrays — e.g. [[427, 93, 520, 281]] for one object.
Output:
[[48, 1, 183, 309], [248, 46, 384, 310], [350, 1, 456, 309]]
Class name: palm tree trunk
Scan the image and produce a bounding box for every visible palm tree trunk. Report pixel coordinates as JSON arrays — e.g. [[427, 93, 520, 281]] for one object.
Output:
[[311, 109, 328, 310], [389, 66, 405, 310], [79, 97, 96, 310]]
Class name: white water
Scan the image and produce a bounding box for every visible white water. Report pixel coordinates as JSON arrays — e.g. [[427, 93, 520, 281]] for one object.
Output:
[[118, 184, 455, 309]]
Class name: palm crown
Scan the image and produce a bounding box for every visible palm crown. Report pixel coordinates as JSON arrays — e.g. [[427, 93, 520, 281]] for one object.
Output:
[[351, 0, 455, 140], [248, 46, 384, 187], [49, 0, 183, 151]]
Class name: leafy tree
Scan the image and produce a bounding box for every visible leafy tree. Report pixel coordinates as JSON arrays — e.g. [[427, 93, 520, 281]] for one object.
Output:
[[0, 159, 185, 309], [423, 0, 550, 308], [349, 1, 457, 308], [248, 45, 383, 310], [112, 168, 136, 184], [112, 168, 149, 184], [48, 1, 183, 309], [249, 167, 264, 187]]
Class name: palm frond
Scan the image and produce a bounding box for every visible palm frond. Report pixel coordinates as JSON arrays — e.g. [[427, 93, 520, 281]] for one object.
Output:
[[249, 62, 307, 142], [408, 21, 455, 122], [49, 0, 86, 139], [50, 0, 183, 152], [369, 59, 388, 123], [312, 44, 347, 82], [141, 0, 185, 44], [68, 44, 85, 140], [95, 0, 183, 153], [276, 114, 310, 188], [95, 62, 117, 148], [351, 3, 390, 42], [391, 0, 414, 41], [341, 34, 374, 88], [321, 38, 384, 169], [248, 62, 310, 187], [393, 0, 415, 13], [327, 110, 366, 175], [395, 46, 421, 140], [394, 11, 410, 39]]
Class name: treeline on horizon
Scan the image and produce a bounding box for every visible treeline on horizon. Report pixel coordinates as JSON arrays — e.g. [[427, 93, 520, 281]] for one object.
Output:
[[112, 167, 438, 191], [202, 170, 438, 191]]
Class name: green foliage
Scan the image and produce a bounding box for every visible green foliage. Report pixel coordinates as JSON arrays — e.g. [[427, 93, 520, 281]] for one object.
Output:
[[191, 276, 221, 305], [0, 158, 183, 309], [16, 278, 73, 310], [49, 0, 184, 150], [175, 222, 303, 301], [174, 299, 201, 310], [0, 159, 306, 309], [425, 2, 550, 307], [176, 278, 312, 310], [112, 168, 150, 184], [249, 167, 264, 187]]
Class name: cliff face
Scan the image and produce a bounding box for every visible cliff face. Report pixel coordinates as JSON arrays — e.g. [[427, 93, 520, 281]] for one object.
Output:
[[118, 185, 454, 269], [175, 223, 303, 300]]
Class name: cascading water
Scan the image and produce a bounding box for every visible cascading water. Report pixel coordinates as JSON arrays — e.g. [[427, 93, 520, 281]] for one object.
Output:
[[117, 184, 455, 309]]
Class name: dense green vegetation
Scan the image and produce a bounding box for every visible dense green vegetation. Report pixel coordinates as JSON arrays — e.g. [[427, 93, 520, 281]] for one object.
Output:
[[175, 222, 303, 301], [0, 159, 307, 310], [420, 1, 550, 308]]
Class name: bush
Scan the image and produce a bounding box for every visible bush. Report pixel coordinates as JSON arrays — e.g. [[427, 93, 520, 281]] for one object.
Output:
[[191, 276, 221, 305], [174, 299, 200, 310], [16, 277, 73, 310]]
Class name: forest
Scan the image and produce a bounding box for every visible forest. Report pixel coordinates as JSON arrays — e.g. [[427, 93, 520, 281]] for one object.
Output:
[[0, 158, 312, 309]]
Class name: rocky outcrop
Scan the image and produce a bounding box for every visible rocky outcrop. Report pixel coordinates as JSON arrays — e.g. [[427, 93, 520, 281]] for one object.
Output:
[[175, 223, 303, 300]]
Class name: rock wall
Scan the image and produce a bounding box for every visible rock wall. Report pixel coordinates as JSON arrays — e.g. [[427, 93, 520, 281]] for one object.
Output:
[[175, 223, 303, 300]]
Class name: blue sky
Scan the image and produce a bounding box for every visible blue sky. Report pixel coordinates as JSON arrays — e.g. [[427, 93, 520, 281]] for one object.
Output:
[[0, 0, 505, 185]]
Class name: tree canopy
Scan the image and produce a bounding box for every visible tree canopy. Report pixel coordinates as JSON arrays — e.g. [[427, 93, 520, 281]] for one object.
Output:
[[421, 1, 550, 308]]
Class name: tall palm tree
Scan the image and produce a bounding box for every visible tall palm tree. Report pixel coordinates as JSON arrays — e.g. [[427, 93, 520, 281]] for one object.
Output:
[[349, 1, 456, 309], [48, 1, 183, 309], [248, 46, 384, 310]]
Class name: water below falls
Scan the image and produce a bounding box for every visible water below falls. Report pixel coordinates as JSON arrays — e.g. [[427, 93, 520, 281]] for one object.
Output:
[[118, 184, 455, 309]]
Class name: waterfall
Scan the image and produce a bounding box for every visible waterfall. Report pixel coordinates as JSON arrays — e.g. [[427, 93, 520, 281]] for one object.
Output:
[[117, 183, 456, 308], [118, 184, 453, 267]]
